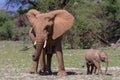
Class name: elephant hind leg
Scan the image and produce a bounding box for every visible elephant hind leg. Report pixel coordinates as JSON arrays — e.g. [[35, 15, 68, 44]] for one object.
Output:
[[55, 38, 67, 76], [90, 64, 94, 74], [86, 63, 90, 74], [56, 50, 67, 76]]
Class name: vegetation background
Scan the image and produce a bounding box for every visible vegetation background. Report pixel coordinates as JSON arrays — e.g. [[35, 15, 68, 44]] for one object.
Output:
[[0, 0, 120, 49]]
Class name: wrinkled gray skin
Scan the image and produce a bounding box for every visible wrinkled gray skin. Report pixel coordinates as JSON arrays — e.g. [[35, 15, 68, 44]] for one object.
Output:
[[85, 49, 108, 75], [26, 9, 74, 76]]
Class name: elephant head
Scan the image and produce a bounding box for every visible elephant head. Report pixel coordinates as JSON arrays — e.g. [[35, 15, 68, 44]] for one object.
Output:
[[26, 9, 74, 61]]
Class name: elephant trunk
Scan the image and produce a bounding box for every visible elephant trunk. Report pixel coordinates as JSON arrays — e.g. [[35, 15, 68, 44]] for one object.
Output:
[[32, 37, 44, 61], [105, 58, 108, 74]]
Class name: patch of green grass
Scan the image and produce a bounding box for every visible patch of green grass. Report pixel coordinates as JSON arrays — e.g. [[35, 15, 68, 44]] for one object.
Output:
[[0, 41, 32, 68], [51, 49, 85, 68], [103, 77, 112, 80], [0, 41, 120, 68]]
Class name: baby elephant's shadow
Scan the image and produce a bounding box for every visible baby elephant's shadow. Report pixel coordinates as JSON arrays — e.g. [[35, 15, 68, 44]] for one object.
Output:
[[91, 73, 113, 76], [106, 73, 112, 76]]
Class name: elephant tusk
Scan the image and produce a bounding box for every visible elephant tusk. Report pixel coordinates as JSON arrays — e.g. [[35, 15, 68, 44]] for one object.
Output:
[[34, 41, 36, 46], [43, 40, 47, 48]]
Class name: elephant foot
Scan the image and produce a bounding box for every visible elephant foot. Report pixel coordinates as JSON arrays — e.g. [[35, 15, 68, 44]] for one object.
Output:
[[39, 70, 52, 75], [46, 70, 52, 75], [29, 69, 37, 74], [39, 70, 46, 75], [57, 70, 67, 76]]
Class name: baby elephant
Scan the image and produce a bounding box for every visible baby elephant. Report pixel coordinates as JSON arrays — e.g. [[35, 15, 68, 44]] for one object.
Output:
[[85, 49, 108, 75]]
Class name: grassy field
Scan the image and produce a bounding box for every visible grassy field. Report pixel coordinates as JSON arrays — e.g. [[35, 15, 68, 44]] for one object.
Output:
[[0, 41, 120, 80]]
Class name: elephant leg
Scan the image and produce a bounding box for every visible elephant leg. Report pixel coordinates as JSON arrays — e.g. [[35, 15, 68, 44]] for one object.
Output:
[[55, 40, 67, 76], [39, 49, 46, 75], [30, 60, 39, 74], [93, 66, 97, 75], [90, 64, 94, 74], [46, 54, 53, 75], [56, 51, 67, 76], [94, 61, 102, 75], [86, 63, 90, 74]]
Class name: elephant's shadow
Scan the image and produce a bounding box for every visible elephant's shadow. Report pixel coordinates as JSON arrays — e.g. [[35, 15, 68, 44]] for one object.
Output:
[[52, 72, 113, 76], [52, 71, 83, 75], [106, 73, 112, 76]]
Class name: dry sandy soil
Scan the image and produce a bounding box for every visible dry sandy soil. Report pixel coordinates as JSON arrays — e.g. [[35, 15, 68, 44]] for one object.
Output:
[[0, 66, 120, 80]]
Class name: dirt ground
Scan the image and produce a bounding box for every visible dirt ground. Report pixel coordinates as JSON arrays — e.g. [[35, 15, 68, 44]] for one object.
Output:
[[0, 67, 120, 80]]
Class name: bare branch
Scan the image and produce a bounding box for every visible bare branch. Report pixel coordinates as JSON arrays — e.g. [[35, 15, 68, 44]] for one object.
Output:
[[116, 38, 120, 44], [90, 30, 111, 46]]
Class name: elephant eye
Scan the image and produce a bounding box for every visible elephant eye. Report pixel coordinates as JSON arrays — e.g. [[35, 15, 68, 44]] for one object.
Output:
[[27, 14, 30, 17], [33, 14, 36, 17], [44, 25, 49, 31]]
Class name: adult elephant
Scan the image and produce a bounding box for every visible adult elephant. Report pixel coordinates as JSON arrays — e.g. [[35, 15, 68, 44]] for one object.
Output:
[[26, 9, 74, 76]]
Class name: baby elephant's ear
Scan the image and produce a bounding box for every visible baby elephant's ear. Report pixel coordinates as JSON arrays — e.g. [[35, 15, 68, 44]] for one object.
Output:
[[52, 10, 74, 40]]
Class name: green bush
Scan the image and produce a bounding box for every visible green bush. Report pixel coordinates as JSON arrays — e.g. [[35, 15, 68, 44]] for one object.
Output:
[[0, 10, 14, 40], [0, 10, 30, 41]]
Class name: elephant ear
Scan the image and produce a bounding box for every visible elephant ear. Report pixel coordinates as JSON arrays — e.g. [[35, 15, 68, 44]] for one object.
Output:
[[52, 11, 74, 40], [26, 9, 41, 17]]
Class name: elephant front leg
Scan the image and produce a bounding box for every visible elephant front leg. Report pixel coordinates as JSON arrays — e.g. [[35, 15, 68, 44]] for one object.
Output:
[[56, 50, 67, 76], [93, 66, 97, 75], [39, 49, 46, 75], [30, 61, 39, 74], [94, 61, 102, 75], [46, 54, 53, 75]]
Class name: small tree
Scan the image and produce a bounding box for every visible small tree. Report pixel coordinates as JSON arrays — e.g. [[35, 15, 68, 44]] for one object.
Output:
[[0, 10, 14, 40]]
